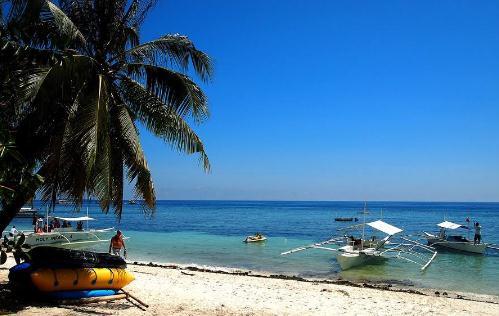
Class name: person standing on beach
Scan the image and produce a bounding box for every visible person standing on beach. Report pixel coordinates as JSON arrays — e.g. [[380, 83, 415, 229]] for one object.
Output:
[[109, 230, 127, 258], [473, 222, 482, 244], [9, 226, 18, 237]]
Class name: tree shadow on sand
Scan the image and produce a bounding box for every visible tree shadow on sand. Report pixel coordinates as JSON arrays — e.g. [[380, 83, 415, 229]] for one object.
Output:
[[0, 282, 45, 313], [0, 282, 136, 314]]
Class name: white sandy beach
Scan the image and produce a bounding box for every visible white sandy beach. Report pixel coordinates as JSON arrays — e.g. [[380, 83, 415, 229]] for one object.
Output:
[[0, 258, 499, 315], [1, 256, 498, 316]]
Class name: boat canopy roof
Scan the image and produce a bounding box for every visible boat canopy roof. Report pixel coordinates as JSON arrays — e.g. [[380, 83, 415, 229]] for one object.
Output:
[[367, 220, 403, 235], [437, 221, 463, 230], [51, 216, 95, 221]]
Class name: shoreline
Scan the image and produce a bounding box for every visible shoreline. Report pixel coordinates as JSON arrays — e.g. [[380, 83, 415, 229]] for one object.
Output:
[[1, 255, 498, 315], [127, 259, 499, 304]]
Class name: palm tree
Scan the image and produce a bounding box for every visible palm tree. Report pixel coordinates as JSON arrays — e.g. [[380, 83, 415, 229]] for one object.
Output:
[[0, 0, 213, 232]]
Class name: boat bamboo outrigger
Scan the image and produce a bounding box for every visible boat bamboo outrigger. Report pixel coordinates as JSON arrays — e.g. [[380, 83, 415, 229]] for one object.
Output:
[[423, 221, 494, 254], [281, 220, 438, 271]]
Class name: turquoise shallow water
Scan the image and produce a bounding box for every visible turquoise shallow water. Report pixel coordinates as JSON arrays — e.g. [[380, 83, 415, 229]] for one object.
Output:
[[7, 200, 499, 295]]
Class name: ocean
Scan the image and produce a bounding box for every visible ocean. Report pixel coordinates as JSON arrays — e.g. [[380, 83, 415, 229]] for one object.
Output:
[[7, 200, 499, 295]]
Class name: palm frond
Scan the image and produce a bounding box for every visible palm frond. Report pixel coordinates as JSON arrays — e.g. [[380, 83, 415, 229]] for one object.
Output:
[[126, 63, 209, 122], [130, 0, 157, 26], [11, 67, 52, 105], [42, 1, 86, 45], [109, 141, 124, 215], [38, 84, 82, 209], [125, 25, 139, 48], [118, 77, 210, 171], [124, 34, 213, 82], [112, 102, 155, 211], [69, 75, 109, 176]]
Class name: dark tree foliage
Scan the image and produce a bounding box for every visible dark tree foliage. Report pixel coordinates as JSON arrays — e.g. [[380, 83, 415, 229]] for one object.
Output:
[[0, 0, 213, 231]]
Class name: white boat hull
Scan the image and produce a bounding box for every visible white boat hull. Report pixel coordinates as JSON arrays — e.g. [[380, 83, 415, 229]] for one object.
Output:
[[23, 230, 112, 249], [336, 251, 386, 270], [425, 234, 487, 254]]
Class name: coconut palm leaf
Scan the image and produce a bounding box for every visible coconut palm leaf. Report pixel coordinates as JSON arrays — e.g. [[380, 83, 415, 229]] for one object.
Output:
[[112, 103, 155, 211], [126, 63, 209, 121], [123, 34, 213, 82], [42, 0, 86, 45], [11, 67, 52, 104], [118, 77, 210, 171]]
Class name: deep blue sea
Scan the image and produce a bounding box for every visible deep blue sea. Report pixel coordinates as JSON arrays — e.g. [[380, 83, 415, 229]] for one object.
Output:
[[7, 200, 499, 295]]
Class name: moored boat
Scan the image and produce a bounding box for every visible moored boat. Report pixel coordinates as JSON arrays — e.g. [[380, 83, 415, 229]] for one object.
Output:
[[282, 220, 437, 271], [18, 216, 117, 249], [244, 233, 267, 243], [424, 221, 488, 254], [334, 217, 359, 222]]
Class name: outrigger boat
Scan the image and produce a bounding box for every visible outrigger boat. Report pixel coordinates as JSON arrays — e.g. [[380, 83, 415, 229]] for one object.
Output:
[[423, 221, 490, 254], [18, 216, 116, 249], [282, 220, 437, 271]]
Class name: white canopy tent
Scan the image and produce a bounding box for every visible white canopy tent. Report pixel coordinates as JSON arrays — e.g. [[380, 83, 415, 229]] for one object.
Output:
[[51, 216, 95, 222], [367, 220, 403, 236], [437, 221, 463, 230]]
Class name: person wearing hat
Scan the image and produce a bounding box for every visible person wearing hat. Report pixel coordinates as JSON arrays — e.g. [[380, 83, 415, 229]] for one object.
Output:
[[109, 230, 127, 257]]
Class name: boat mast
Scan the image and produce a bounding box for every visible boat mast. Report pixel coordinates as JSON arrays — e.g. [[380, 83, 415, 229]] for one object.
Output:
[[467, 211, 470, 241], [86, 192, 90, 231], [46, 205, 49, 230], [361, 202, 367, 250]]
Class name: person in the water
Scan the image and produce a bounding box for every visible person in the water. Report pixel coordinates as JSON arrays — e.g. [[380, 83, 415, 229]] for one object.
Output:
[[109, 230, 127, 257], [473, 222, 482, 244]]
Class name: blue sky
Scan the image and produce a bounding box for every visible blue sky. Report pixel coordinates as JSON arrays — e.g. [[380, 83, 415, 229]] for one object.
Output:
[[131, 0, 499, 201]]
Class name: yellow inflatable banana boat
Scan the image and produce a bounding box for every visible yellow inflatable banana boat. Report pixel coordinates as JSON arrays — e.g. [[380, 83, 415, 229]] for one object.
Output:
[[30, 268, 135, 292]]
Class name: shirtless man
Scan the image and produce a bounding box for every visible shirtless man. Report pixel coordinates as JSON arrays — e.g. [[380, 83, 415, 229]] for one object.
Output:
[[109, 230, 127, 257]]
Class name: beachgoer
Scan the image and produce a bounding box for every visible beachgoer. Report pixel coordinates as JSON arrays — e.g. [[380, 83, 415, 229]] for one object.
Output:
[[438, 227, 446, 239], [36, 218, 43, 233], [474, 222, 482, 244], [109, 230, 127, 257], [9, 226, 18, 237], [32, 215, 38, 232]]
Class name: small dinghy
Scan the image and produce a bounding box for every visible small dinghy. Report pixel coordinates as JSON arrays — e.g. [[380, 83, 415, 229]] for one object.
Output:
[[244, 233, 267, 243], [334, 217, 359, 222]]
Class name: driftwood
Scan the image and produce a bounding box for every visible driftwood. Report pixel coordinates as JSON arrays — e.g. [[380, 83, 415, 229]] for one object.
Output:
[[121, 289, 149, 308], [56, 294, 127, 305]]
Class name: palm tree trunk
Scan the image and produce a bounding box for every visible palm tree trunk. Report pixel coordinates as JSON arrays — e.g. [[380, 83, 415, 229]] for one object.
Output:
[[0, 175, 43, 234], [0, 192, 33, 234]]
